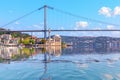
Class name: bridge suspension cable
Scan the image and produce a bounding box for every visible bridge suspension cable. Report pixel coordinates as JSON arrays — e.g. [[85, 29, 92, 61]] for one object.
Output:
[[52, 7, 120, 27], [1, 5, 120, 31], [0, 7, 44, 28]]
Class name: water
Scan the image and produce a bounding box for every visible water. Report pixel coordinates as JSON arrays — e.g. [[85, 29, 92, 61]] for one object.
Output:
[[0, 47, 120, 80]]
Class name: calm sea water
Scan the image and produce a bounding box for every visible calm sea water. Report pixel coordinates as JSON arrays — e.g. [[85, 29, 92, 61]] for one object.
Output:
[[0, 47, 120, 80]]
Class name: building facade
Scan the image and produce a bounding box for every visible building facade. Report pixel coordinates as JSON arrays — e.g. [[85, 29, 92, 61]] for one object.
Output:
[[0, 34, 18, 46], [46, 35, 61, 46]]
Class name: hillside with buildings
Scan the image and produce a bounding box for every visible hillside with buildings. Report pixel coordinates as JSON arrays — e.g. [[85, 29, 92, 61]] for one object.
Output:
[[61, 36, 120, 53], [1, 27, 120, 52], [0, 31, 62, 47]]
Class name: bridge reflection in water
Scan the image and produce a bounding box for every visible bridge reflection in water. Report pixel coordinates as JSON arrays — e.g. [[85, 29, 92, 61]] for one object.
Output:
[[0, 46, 120, 80], [0, 46, 62, 80]]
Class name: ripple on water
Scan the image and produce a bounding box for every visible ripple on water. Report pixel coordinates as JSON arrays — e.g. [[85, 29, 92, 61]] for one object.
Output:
[[1, 53, 120, 80]]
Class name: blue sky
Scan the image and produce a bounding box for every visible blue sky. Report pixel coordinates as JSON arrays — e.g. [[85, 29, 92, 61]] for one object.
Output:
[[0, 0, 120, 37]]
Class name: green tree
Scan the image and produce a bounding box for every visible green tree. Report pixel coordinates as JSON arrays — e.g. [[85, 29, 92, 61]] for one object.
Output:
[[22, 33, 31, 38], [22, 38, 30, 45], [11, 32, 21, 38], [29, 39, 35, 44]]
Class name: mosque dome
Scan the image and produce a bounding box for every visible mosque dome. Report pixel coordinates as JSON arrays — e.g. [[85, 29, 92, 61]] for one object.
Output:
[[54, 34, 61, 38]]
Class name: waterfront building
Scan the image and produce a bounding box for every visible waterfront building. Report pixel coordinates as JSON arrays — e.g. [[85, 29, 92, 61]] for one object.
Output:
[[0, 34, 18, 46], [46, 35, 61, 46], [45, 35, 62, 57]]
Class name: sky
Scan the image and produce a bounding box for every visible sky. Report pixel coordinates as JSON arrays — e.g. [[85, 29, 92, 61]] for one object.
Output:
[[0, 0, 120, 37]]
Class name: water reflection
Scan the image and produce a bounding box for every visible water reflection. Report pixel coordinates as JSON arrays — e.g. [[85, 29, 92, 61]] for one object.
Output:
[[39, 59, 52, 80], [1, 45, 120, 63], [62, 45, 120, 54], [0, 46, 62, 63], [0, 46, 120, 80]]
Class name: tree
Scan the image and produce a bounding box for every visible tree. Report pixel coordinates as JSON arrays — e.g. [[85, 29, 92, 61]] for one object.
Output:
[[11, 32, 21, 38], [22, 38, 30, 45], [29, 39, 35, 44]]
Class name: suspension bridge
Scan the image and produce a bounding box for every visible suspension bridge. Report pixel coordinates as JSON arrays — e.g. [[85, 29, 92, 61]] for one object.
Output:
[[1, 5, 120, 39]]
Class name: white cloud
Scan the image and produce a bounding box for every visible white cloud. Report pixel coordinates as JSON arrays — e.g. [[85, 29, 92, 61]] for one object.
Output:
[[99, 6, 120, 17], [75, 21, 88, 30], [15, 21, 20, 25], [32, 24, 44, 30], [98, 7, 112, 17], [59, 27, 64, 30], [114, 6, 120, 16], [33, 24, 40, 28], [95, 27, 101, 30], [107, 25, 115, 30]]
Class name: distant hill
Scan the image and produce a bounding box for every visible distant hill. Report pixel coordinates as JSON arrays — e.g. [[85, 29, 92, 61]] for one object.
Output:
[[0, 28, 31, 38], [0, 28, 7, 30], [61, 35, 120, 43], [0, 28, 11, 35], [61, 35, 95, 45], [61, 35, 120, 47], [60, 35, 120, 53]]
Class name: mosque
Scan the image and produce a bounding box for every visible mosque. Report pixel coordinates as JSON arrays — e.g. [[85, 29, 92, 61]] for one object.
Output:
[[46, 34, 62, 46]]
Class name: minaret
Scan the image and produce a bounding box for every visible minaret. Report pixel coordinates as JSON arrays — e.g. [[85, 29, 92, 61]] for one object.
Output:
[[48, 28, 51, 45]]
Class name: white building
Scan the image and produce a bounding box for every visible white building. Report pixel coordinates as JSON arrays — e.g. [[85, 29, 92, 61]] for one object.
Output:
[[0, 34, 18, 46], [46, 35, 61, 46]]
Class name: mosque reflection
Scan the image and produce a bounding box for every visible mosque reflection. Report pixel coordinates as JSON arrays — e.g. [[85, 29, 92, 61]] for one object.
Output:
[[1, 46, 120, 80]]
